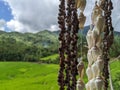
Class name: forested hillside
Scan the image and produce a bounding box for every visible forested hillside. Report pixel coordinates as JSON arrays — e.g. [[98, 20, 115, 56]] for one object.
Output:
[[0, 30, 59, 62], [0, 29, 120, 62]]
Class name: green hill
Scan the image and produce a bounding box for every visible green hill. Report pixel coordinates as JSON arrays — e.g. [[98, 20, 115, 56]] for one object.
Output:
[[0, 30, 59, 62], [0, 29, 120, 62]]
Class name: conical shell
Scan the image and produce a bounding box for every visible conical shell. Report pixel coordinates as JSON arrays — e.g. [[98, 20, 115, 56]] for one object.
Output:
[[92, 27, 100, 45], [86, 82, 90, 90], [91, 4, 102, 25], [89, 78, 96, 90], [87, 50, 93, 66], [76, 0, 86, 11], [92, 62, 99, 78], [95, 14, 105, 34], [86, 29, 93, 49], [79, 12, 86, 29], [77, 60, 84, 79], [86, 66, 93, 80], [77, 79, 85, 90], [95, 76, 104, 90], [91, 46, 101, 62], [96, 35, 102, 48], [96, 55, 104, 74]]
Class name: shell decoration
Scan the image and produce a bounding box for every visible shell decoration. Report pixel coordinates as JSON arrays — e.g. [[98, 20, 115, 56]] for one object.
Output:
[[75, 0, 86, 11], [86, 1, 104, 90], [78, 12, 86, 29]]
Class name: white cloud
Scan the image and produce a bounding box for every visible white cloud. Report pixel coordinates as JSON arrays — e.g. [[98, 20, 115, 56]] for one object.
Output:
[[4, 0, 59, 33], [0, 19, 6, 31], [4, 0, 120, 32], [49, 25, 59, 32]]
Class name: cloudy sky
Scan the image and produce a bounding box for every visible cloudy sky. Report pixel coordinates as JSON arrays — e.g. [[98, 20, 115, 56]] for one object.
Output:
[[0, 0, 119, 33]]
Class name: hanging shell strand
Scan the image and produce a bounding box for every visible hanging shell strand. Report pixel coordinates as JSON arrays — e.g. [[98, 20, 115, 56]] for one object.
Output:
[[86, 1, 105, 90], [76, 0, 86, 90], [76, 0, 86, 30]]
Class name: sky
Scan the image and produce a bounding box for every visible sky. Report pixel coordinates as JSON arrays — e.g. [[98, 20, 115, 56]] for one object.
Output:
[[0, 0, 119, 33]]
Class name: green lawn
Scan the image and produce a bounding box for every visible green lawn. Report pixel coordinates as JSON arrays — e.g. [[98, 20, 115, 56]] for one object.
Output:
[[0, 60, 119, 90], [110, 60, 120, 89], [0, 62, 59, 90]]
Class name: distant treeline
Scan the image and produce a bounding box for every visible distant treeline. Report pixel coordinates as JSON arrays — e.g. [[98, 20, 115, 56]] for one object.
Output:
[[0, 30, 119, 62], [0, 37, 58, 62]]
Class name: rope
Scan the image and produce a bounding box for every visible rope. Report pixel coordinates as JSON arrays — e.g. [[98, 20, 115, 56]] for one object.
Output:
[[108, 64, 114, 90], [80, 29, 83, 58]]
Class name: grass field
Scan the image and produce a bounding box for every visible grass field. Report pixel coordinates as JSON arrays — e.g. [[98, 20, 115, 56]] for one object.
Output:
[[110, 60, 120, 89], [0, 62, 59, 90], [0, 60, 119, 90], [41, 54, 59, 61], [40, 54, 59, 63]]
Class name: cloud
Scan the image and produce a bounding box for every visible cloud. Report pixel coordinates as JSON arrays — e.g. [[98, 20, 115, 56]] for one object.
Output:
[[4, 0, 120, 32], [4, 0, 59, 33], [0, 19, 6, 31]]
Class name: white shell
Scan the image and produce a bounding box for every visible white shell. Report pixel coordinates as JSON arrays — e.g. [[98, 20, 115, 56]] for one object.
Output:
[[95, 76, 104, 90], [76, 0, 86, 11], [92, 27, 99, 46], [91, 46, 101, 62], [95, 14, 105, 34], [76, 79, 85, 90], [86, 29, 93, 49], [96, 55, 104, 74], [91, 4, 102, 25], [78, 12, 86, 29], [91, 62, 99, 78], [89, 78, 96, 90], [96, 35, 102, 48], [77, 60, 84, 79], [86, 82, 90, 90], [86, 66, 93, 80], [87, 49, 93, 66]]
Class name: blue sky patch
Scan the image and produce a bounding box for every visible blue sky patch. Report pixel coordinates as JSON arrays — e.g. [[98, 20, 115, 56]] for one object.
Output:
[[0, 0, 13, 21]]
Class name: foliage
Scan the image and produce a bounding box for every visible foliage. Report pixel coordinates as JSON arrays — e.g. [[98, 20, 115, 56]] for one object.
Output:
[[40, 54, 59, 64], [110, 35, 120, 57], [0, 30, 119, 63], [0, 30, 58, 62]]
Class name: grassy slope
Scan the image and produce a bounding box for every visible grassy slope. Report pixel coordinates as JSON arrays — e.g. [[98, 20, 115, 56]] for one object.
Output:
[[0, 62, 59, 90]]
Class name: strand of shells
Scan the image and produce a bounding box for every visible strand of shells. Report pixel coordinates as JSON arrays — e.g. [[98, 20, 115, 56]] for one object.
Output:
[[86, 1, 105, 90], [76, 0, 86, 90]]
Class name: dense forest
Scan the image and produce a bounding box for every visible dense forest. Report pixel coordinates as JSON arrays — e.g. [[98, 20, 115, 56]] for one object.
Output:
[[0, 29, 120, 62]]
